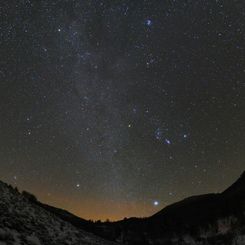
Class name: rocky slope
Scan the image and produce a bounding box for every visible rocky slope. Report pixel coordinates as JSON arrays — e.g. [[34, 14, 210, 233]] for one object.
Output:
[[0, 181, 116, 245]]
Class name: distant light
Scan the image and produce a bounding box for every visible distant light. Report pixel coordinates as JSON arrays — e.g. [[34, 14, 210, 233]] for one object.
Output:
[[58, 28, 61, 32], [76, 183, 80, 188], [165, 139, 171, 145], [153, 201, 159, 206], [183, 134, 188, 138]]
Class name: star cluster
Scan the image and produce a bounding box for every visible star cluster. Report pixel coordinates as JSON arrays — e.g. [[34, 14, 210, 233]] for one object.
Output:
[[0, 0, 245, 221]]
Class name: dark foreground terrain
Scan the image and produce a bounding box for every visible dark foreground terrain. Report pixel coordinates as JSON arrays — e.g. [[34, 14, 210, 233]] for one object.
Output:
[[1, 172, 245, 244], [0, 181, 116, 245]]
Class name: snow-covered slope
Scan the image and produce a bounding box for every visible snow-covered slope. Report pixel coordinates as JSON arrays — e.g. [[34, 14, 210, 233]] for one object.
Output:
[[0, 181, 117, 245]]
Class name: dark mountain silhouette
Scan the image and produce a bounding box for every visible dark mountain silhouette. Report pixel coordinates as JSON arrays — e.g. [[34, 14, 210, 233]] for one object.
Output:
[[223, 171, 245, 197], [0, 171, 245, 244]]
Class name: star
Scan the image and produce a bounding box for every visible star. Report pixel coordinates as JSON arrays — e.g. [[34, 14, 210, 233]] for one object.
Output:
[[153, 200, 159, 206], [164, 139, 171, 145], [155, 128, 162, 140], [145, 19, 152, 27]]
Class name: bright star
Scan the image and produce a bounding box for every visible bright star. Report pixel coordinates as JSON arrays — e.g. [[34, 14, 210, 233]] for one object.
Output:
[[146, 19, 152, 26], [153, 200, 159, 206]]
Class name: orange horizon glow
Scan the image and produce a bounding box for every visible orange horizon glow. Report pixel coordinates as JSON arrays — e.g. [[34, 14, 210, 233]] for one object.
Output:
[[4, 179, 162, 221], [38, 193, 161, 221]]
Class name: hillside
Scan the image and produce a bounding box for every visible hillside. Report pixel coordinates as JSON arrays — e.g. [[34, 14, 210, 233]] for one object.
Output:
[[0, 181, 116, 245]]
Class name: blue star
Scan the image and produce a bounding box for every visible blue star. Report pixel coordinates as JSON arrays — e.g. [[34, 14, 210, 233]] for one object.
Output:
[[155, 128, 162, 140], [165, 139, 171, 145], [145, 19, 152, 27]]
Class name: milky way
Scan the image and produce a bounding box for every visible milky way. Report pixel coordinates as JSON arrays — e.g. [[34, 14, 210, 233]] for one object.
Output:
[[1, 0, 245, 220]]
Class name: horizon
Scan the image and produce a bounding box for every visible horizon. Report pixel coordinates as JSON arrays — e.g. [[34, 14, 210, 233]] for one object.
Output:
[[1, 170, 244, 221]]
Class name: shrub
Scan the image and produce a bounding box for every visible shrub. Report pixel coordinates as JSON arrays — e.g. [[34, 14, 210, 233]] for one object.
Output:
[[22, 191, 38, 203]]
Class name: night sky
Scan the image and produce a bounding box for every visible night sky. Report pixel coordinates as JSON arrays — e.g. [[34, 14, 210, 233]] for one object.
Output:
[[1, 0, 245, 221]]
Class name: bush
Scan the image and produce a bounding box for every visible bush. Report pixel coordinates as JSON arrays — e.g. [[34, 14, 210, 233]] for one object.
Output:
[[0, 228, 15, 242], [26, 234, 41, 245], [22, 191, 38, 203]]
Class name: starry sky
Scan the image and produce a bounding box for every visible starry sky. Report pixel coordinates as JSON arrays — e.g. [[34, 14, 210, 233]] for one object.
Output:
[[1, 0, 245, 221]]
